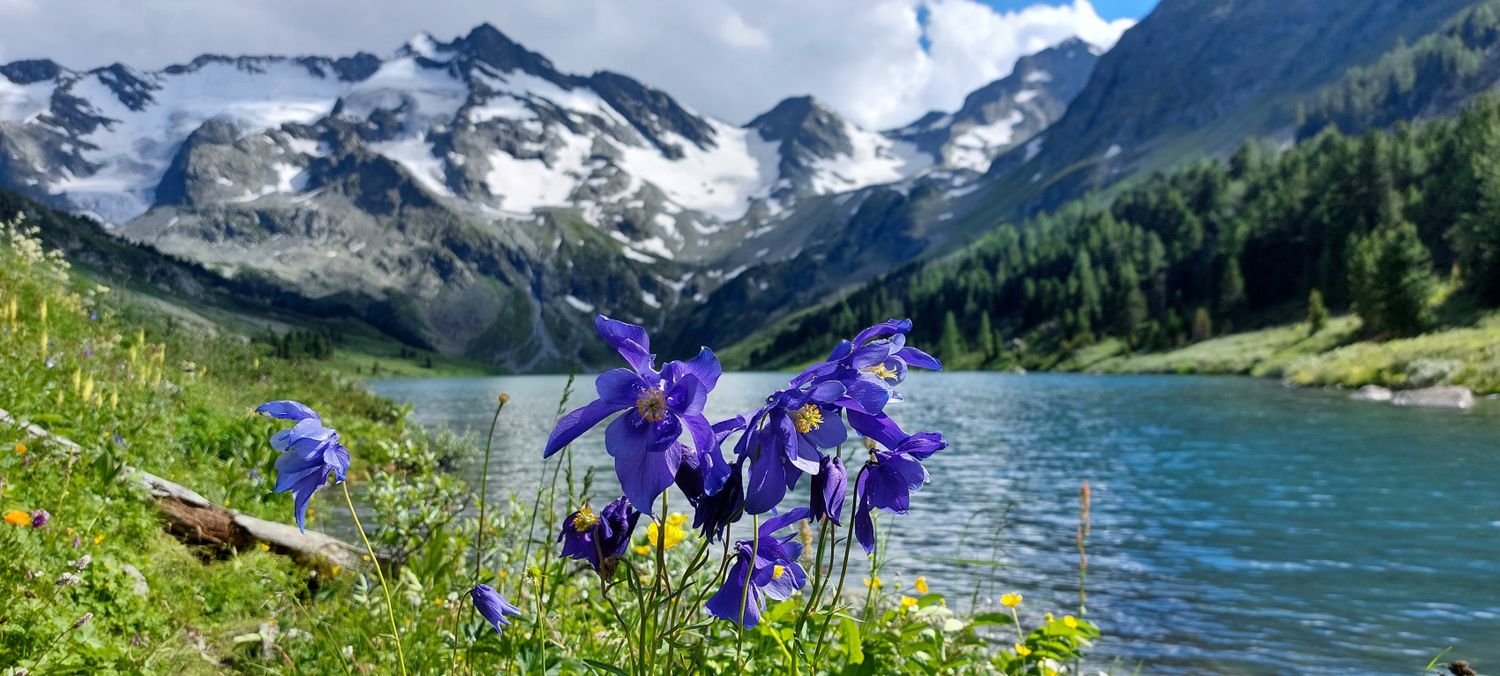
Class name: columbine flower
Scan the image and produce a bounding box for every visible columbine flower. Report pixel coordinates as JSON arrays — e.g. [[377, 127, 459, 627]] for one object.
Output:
[[810, 455, 847, 524], [469, 584, 521, 636], [705, 508, 810, 628], [255, 401, 350, 532], [853, 432, 947, 554], [790, 319, 942, 410], [736, 387, 847, 515], [689, 456, 746, 543], [1001, 593, 1022, 608], [30, 509, 49, 528], [543, 316, 723, 511], [558, 496, 640, 577]]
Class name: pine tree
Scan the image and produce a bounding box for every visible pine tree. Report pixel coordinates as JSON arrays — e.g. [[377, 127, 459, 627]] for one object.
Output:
[[1191, 307, 1213, 342], [977, 313, 995, 360], [1306, 288, 1329, 335], [1349, 220, 1437, 336], [938, 311, 965, 364]]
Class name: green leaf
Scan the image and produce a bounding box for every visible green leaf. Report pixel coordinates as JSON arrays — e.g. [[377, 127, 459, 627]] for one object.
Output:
[[583, 659, 629, 676], [840, 617, 864, 664], [969, 612, 1016, 626]]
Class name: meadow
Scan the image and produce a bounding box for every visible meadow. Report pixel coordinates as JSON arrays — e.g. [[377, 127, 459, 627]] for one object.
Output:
[[0, 216, 1096, 674]]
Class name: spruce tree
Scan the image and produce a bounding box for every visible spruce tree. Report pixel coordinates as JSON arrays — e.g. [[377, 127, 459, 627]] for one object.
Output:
[[977, 313, 995, 360], [938, 311, 965, 364], [1306, 288, 1329, 335]]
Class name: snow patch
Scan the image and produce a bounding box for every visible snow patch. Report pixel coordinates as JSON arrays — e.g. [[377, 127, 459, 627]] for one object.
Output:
[[562, 295, 594, 313]]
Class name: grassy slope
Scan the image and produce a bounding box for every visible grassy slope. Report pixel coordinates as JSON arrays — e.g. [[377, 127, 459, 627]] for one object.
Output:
[[1075, 313, 1500, 394]]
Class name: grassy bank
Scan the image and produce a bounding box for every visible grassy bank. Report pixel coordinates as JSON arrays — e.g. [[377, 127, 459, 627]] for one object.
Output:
[[1074, 312, 1500, 394], [1, 216, 1097, 673]]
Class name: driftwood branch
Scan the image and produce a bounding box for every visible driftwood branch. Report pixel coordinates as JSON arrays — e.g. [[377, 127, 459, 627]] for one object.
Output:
[[2, 407, 366, 571]]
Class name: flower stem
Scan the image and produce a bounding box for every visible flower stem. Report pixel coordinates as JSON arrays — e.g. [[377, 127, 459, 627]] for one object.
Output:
[[342, 482, 407, 676], [812, 466, 865, 668], [735, 514, 760, 669], [473, 395, 508, 580]]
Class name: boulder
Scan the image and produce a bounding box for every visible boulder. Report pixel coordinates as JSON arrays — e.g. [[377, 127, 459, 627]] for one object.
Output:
[[1349, 385, 1393, 402], [1391, 386, 1475, 410]]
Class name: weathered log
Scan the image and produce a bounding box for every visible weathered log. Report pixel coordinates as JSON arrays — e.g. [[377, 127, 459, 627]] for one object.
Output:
[[2, 407, 366, 571]]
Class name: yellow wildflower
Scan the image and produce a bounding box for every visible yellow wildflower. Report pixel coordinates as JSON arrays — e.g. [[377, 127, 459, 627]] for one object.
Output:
[[259, 542, 271, 552], [93, 533, 105, 545], [914, 576, 928, 594], [1000, 593, 1022, 608], [863, 576, 881, 589], [634, 545, 651, 556], [3, 510, 30, 527], [1014, 644, 1032, 657], [331, 565, 342, 576], [665, 512, 688, 527], [900, 596, 918, 610], [1064, 615, 1078, 629], [14, 442, 25, 455], [645, 519, 686, 550], [1045, 613, 1053, 623]]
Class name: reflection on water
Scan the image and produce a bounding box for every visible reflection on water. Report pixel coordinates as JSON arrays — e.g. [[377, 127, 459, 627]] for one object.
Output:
[[370, 373, 1500, 674]]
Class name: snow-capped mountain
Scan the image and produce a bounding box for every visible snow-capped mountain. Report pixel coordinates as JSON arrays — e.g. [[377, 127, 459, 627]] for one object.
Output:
[[0, 24, 1097, 368], [888, 37, 1100, 173]]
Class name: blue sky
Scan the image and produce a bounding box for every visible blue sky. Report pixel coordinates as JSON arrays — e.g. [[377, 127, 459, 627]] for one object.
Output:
[[982, 0, 1158, 21]]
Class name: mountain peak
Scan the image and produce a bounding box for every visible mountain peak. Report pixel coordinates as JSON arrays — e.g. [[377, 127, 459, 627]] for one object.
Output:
[[0, 59, 63, 84], [450, 22, 561, 79]]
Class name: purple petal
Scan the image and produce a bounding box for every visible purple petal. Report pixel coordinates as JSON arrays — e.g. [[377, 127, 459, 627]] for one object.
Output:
[[801, 411, 847, 449], [706, 558, 761, 628], [665, 375, 707, 416], [895, 346, 942, 371], [674, 347, 722, 391], [839, 379, 890, 415], [760, 506, 811, 537], [743, 440, 788, 515], [853, 495, 877, 555], [853, 320, 911, 347], [596, 368, 648, 406], [615, 442, 682, 514], [595, 315, 655, 374], [257, 400, 321, 423], [846, 410, 908, 449], [894, 432, 947, 460], [544, 399, 627, 458]]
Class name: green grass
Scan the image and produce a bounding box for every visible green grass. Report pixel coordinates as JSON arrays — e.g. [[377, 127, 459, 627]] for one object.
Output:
[[1085, 312, 1500, 394]]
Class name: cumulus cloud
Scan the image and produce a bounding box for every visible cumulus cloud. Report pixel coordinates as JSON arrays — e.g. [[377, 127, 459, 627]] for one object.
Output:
[[0, 0, 1133, 128]]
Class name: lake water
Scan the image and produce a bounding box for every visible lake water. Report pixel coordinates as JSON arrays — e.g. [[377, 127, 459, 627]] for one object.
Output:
[[369, 373, 1500, 674]]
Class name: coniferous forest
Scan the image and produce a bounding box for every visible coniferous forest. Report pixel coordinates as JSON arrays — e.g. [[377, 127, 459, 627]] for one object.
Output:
[[746, 95, 1500, 370]]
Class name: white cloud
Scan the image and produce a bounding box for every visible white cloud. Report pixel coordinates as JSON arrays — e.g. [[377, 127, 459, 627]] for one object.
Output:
[[0, 0, 1133, 129]]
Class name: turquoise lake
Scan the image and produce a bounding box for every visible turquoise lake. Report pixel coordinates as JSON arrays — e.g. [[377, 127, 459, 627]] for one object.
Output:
[[370, 373, 1500, 674]]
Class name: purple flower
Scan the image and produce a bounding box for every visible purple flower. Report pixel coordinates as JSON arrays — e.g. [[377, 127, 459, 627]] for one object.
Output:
[[255, 400, 350, 532], [558, 496, 640, 577], [30, 509, 50, 528], [543, 316, 722, 512], [810, 455, 847, 525], [737, 386, 847, 515], [689, 457, 746, 543], [853, 432, 947, 554], [705, 508, 811, 628], [469, 584, 521, 636], [791, 319, 942, 415]]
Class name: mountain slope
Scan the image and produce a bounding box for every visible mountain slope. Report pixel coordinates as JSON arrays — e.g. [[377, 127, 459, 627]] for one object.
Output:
[[973, 0, 1480, 219], [1, 26, 1098, 368]]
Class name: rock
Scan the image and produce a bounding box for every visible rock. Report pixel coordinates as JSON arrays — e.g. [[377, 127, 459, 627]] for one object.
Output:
[[120, 563, 149, 596], [1349, 385, 1393, 402], [1391, 386, 1475, 410]]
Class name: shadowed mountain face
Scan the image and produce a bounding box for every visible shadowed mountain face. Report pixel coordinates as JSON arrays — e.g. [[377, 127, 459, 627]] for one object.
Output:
[[0, 23, 1096, 368], [982, 0, 1481, 218]]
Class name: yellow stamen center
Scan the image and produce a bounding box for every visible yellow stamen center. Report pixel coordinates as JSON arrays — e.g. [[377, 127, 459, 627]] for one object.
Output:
[[572, 504, 599, 532], [635, 389, 667, 423], [772, 565, 786, 580], [791, 404, 823, 434], [865, 363, 898, 380]]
